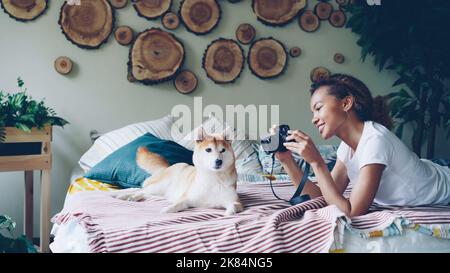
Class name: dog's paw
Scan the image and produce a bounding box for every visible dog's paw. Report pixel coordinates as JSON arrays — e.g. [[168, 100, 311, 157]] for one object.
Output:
[[114, 192, 146, 202], [128, 193, 147, 201], [161, 203, 188, 213], [161, 205, 180, 214], [224, 202, 244, 216]]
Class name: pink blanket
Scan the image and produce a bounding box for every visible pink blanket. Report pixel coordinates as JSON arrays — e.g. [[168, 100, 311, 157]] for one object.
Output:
[[52, 181, 450, 253]]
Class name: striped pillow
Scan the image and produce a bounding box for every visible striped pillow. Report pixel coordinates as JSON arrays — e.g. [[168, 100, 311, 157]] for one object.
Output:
[[78, 115, 180, 172]]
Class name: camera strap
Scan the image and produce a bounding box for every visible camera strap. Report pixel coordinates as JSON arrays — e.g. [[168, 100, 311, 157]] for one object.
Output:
[[268, 154, 311, 205]]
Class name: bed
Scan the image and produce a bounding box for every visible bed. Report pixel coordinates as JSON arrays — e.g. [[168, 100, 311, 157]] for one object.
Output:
[[50, 115, 450, 253], [49, 166, 450, 253]]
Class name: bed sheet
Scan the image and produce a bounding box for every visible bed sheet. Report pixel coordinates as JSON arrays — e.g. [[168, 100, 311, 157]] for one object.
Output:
[[50, 166, 450, 253]]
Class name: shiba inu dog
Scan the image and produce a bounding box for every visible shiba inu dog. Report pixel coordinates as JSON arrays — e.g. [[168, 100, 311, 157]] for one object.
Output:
[[112, 127, 243, 216]]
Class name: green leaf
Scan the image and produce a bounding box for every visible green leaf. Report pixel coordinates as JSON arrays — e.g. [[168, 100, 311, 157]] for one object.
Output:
[[0, 215, 16, 237], [17, 77, 24, 88], [15, 123, 31, 132], [0, 127, 5, 142], [17, 114, 35, 123], [394, 123, 404, 138], [392, 78, 407, 87]]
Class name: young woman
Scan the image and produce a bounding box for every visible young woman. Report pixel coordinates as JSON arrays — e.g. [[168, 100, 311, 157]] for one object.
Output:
[[274, 74, 450, 217]]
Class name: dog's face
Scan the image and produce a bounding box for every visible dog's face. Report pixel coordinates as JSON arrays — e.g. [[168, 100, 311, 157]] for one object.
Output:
[[193, 127, 235, 172]]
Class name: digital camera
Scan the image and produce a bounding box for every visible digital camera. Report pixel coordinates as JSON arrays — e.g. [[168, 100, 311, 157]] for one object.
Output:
[[260, 124, 295, 153]]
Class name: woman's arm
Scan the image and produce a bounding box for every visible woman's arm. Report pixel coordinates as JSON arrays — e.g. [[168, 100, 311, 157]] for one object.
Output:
[[330, 159, 350, 195], [277, 149, 350, 200], [279, 154, 322, 198], [312, 161, 384, 217], [284, 130, 384, 217]]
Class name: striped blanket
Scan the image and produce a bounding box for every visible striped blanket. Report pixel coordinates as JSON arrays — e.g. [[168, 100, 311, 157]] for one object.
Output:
[[52, 181, 450, 253]]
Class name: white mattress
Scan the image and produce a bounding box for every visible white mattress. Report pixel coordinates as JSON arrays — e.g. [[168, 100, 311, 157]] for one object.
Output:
[[50, 166, 450, 253]]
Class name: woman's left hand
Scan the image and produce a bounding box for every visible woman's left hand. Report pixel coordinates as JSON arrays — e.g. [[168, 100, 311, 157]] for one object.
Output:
[[284, 130, 324, 166]]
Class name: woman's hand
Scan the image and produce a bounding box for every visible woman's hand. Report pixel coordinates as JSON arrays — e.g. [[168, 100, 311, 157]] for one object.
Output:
[[283, 129, 324, 166], [275, 150, 294, 163], [269, 125, 294, 163]]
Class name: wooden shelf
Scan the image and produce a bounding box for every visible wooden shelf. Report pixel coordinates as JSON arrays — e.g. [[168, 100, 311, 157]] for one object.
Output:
[[0, 125, 52, 253]]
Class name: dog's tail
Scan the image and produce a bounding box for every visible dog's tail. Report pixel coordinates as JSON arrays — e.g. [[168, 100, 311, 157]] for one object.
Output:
[[136, 146, 170, 175]]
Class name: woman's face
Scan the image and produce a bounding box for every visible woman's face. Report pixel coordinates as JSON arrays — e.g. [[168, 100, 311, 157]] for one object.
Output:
[[310, 86, 349, 140]]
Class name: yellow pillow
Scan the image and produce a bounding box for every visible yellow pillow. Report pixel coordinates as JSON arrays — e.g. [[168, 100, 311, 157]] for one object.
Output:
[[68, 177, 119, 195]]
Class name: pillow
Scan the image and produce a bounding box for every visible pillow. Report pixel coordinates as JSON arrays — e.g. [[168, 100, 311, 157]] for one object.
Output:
[[79, 115, 180, 172], [84, 133, 193, 188], [172, 115, 263, 178], [256, 143, 338, 176]]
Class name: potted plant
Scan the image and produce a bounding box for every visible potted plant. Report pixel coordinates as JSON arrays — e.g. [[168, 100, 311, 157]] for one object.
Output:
[[345, 0, 450, 158], [0, 78, 68, 155], [0, 215, 37, 253]]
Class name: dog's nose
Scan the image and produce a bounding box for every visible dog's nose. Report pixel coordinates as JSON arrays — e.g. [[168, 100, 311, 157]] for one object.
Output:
[[215, 159, 223, 166]]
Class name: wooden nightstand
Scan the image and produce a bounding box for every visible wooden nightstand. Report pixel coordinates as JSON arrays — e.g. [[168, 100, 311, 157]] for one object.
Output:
[[0, 126, 52, 253]]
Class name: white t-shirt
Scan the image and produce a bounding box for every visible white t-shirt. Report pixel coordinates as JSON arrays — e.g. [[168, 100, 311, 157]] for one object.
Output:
[[337, 121, 450, 206]]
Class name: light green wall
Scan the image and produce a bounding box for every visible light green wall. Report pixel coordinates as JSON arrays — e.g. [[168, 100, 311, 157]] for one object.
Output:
[[1, 0, 448, 237]]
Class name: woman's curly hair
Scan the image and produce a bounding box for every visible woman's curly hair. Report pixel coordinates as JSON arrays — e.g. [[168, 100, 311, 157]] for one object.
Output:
[[310, 74, 393, 130]]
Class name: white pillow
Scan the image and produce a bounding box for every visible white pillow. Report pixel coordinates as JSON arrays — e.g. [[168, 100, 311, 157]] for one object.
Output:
[[173, 116, 263, 177], [78, 115, 179, 172]]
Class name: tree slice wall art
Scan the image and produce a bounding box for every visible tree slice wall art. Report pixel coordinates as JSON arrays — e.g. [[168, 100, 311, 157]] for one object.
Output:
[[299, 10, 320, 32], [248, 38, 288, 79], [179, 0, 221, 35], [310, 66, 331, 82], [329, 10, 346, 27], [252, 0, 306, 26], [235, 23, 256, 45], [334, 53, 345, 64], [115, 25, 133, 46], [174, 70, 198, 94], [0, 0, 48, 22], [110, 0, 128, 9], [202, 38, 244, 84], [289, 46, 302, 58], [54, 56, 73, 75], [128, 28, 185, 85], [132, 0, 171, 20], [59, 0, 114, 49], [162, 11, 180, 30], [314, 1, 333, 20]]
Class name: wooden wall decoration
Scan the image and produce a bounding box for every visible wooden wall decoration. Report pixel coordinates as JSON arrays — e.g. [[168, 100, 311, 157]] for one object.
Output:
[[59, 0, 114, 49], [310, 66, 331, 82], [175, 70, 198, 94], [179, 0, 221, 35], [252, 0, 306, 26], [0, 0, 48, 22], [54, 56, 73, 75], [235, 23, 256, 45], [115, 26, 133, 46], [289, 47, 302, 58], [133, 0, 171, 20], [314, 1, 333, 20], [248, 38, 288, 79], [128, 28, 185, 85], [110, 0, 128, 9], [40, 0, 351, 89], [162, 11, 180, 30], [329, 10, 346, 27], [202, 38, 244, 84], [334, 53, 345, 64], [299, 10, 320, 32]]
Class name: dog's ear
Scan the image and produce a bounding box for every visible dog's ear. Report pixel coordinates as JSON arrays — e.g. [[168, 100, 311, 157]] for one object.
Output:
[[222, 126, 234, 142], [195, 126, 207, 143]]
